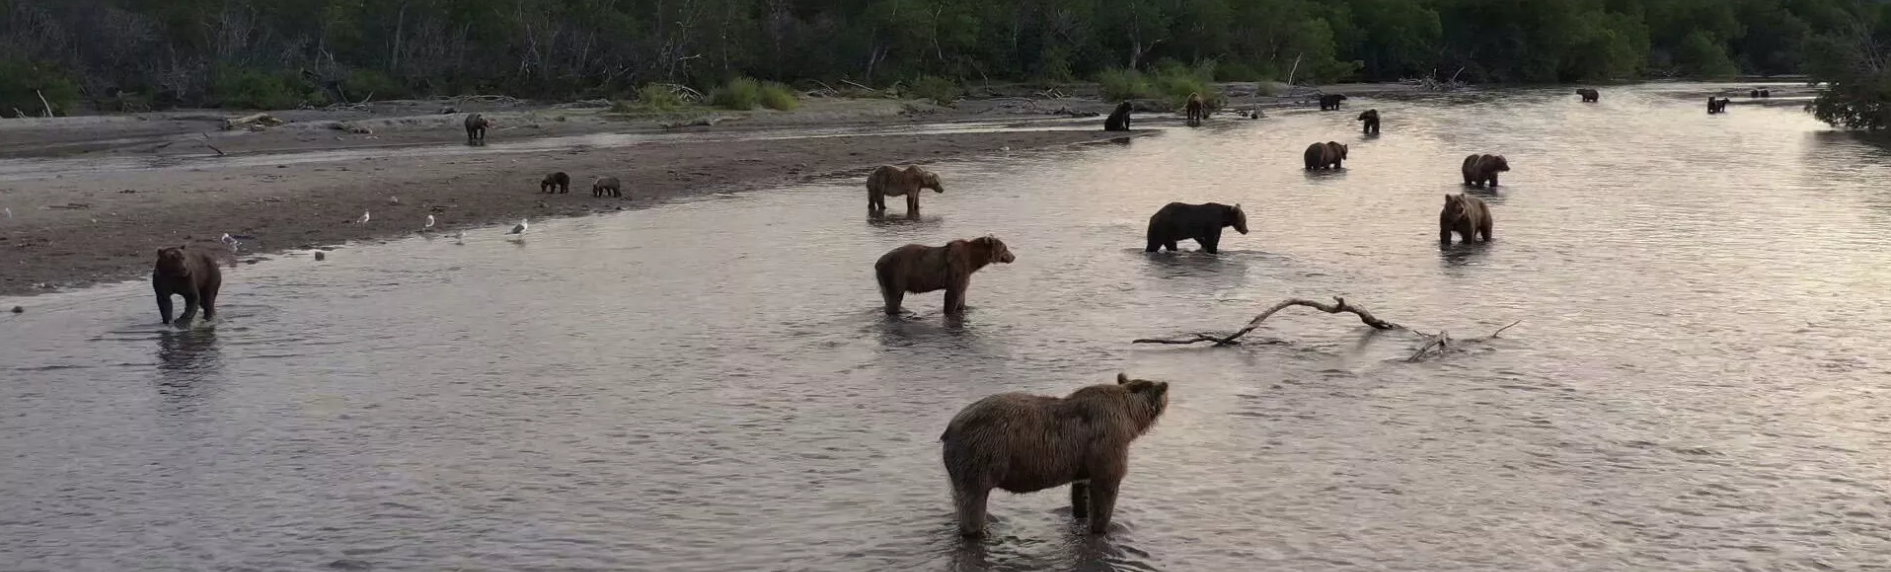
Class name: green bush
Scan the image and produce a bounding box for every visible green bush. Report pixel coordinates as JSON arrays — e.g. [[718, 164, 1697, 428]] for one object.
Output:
[[1099, 64, 1222, 108], [211, 67, 307, 110], [1097, 68, 1155, 101], [710, 77, 762, 110], [343, 69, 409, 100], [909, 75, 962, 105], [759, 81, 798, 110], [634, 84, 685, 111], [0, 59, 82, 117]]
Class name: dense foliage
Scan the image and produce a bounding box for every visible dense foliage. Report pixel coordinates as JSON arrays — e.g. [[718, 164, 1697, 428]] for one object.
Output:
[[0, 0, 1887, 113]]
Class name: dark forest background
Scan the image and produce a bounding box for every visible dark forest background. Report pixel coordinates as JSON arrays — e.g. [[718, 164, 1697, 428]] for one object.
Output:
[[3, 0, 1890, 128]]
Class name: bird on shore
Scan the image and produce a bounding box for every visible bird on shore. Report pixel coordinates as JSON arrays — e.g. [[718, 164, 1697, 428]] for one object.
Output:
[[357, 211, 371, 224], [388, 195, 401, 205], [220, 233, 241, 252], [453, 230, 466, 244], [3, 207, 10, 218], [508, 219, 528, 235], [425, 215, 435, 230]]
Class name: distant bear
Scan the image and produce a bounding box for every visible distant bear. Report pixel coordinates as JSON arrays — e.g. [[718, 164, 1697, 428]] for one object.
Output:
[[1460, 154, 1510, 188], [874, 235, 1014, 316], [1750, 89, 1761, 98], [592, 176, 622, 198], [941, 372, 1171, 537], [464, 113, 490, 145], [1302, 141, 1348, 171], [1576, 88, 1599, 103], [1357, 109, 1380, 134], [541, 172, 570, 194], [1104, 101, 1133, 132], [1761, 89, 1771, 98], [1318, 93, 1348, 111], [152, 246, 222, 327], [1185, 93, 1206, 126], [1708, 97, 1731, 114], [1145, 202, 1248, 254], [865, 165, 944, 218], [1439, 193, 1493, 245]]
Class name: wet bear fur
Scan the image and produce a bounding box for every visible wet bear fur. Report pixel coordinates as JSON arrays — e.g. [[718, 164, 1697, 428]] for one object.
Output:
[[874, 235, 1015, 316], [1576, 88, 1599, 102], [1303, 141, 1348, 171], [1461, 154, 1510, 188], [1440, 193, 1494, 244], [1145, 202, 1248, 254], [541, 172, 571, 194], [152, 246, 222, 326], [1318, 93, 1348, 110], [592, 176, 622, 198], [940, 372, 1171, 537], [464, 113, 491, 145], [1104, 101, 1133, 132], [1357, 109, 1380, 134]]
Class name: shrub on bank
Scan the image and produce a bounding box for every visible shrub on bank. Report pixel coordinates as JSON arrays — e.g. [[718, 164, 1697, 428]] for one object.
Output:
[[711, 77, 763, 110], [759, 81, 798, 110], [909, 75, 962, 105], [0, 59, 82, 117], [211, 67, 307, 110]]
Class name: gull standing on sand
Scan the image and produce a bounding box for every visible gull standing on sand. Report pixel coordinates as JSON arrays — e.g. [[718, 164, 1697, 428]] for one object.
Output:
[[425, 215, 435, 229], [509, 219, 528, 235], [3, 207, 10, 218], [220, 233, 241, 252], [357, 211, 371, 224]]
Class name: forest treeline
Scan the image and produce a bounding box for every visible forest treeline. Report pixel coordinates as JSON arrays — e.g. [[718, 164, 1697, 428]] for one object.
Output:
[[2, 0, 1890, 124]]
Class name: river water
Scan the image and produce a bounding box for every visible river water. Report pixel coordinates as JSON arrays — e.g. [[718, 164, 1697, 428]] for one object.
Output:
[[5, 83, 1891, 571]]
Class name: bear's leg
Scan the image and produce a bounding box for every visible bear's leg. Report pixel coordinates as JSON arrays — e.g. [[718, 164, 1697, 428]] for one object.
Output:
[[1479, 220, 1494, 242], [1200, 229, 1222, 254], [201, 287, 218, 322], [906, 193, 921, 219], [1070, 482, 1090, 519], [1145, 239, 1161, 253], [155, 290, 174, 325], [1440, 227, 1455, 244], [177, 291, 200, 326], [1086, 479, 1121, 534], [1164, 241, 1179, 252], [1487, 173, 1499, 187], [944, 278, 969, 316], [954, 486, 991, 537]]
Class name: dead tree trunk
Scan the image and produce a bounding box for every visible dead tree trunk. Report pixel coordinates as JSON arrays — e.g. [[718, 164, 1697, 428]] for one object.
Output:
[[1132, 296, 1519, 362]]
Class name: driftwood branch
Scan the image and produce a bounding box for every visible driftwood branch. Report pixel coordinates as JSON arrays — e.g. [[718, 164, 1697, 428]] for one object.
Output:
[[36, 90, 53, 117], [1133, 297, 1402, 347], [200, 133, 224, 156]]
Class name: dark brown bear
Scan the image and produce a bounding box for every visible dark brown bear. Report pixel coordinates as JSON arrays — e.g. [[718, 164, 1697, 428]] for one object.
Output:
[[1576, 88, 1599, 103], [874, 236, 1015, 316], [1184, 93, 1206, 126], [152, 246, 222, 327], [1145, 202, 1248, 254], [1302, 141, 1348, 171], [1357, 109, 1380, 134], [941, 372, 1171, 537], [1460, 154, 1510, 188], [1439, 193, 1493, 245], [1104, 101, 1133, 132], [1750, 89, 1761, 98], [541, 172, 571, 194], [1318, 93, 1348, 111], [464, 113, 490, 146]]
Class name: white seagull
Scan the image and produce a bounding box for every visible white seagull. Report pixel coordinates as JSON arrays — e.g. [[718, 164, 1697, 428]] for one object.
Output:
[[425, 215, 436, 229], [508, 219, 528, 235], [388, 195, 401, 205], [453, 230, 466, 244], [357, 210, 371, 224], [219, 233, 240, 252], [3, 207, 10, 218]]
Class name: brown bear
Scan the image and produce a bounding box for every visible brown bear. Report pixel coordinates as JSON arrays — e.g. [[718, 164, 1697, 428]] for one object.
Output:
[[874, 235, 1014, 316], [1318, 93, 1348, 111], [1439, 193, 1493, 245], [1184, 93, 1206, 126], [940, 372, 1171, 537], [1761, 89, 1771, 98], [464, 113, 490, 146], [1145, 202, 1248, 254], [1750, 89, 1761, 98], [1357, 109, 1381, 134], [541, 172, 570, 194], [1708, 97, 1731, 114], [1460, 154, 1509, 188], [1302, 141, 1348, 171], [1104, 101, 1133, 132], [865, 165, 944, 218], [152, 246, 222, 327], [592, 176, 622, 198], [1576, 88, 1599, 103]]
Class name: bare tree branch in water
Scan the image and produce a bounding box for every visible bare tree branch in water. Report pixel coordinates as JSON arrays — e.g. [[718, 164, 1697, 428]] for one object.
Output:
[[1133, 297, 1519, 363]]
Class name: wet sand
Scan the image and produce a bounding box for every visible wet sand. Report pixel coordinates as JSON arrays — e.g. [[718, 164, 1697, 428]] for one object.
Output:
[[0, 98, 1146, 297]]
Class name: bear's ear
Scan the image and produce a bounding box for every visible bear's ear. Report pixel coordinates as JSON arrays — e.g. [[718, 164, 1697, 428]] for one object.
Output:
[[1117, 372, 1130, 385]]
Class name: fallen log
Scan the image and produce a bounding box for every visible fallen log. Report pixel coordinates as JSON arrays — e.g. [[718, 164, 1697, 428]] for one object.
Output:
[[1133, 296, 1518, 362]]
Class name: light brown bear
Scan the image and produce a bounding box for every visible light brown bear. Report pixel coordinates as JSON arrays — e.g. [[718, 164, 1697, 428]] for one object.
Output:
[[1439, 193, 1493, 244], [865, 165, 944, 218], [874, 235, 1014, 316], [940, 373, 1171, 537], [1303, 141, 1348, 170]]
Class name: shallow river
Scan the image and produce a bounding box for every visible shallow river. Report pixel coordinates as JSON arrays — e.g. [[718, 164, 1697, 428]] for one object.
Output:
[[6, 83, 1891, 572]]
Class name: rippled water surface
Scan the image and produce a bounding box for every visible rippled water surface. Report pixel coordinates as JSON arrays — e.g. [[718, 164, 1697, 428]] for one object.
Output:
[[6, 84, 1891, 571]]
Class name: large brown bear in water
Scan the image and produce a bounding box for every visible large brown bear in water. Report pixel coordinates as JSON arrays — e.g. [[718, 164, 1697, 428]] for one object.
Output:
[[1146, 202, 1248, 254], [865, 165, 944, 218], [1439, 193, 1493, 245], [1318, 94, 1348, 111], [1184, 93, 1206, 126], [1104, 101, 1133, 132], [1303, 141, 1348, 171], [1357, 109, 1381, 134], [153, 246, 222, 326], [1576, 88, 1600, 103], [874, 236, 1014, 316], [464, 113, 491, 145], [941, 372, 1171, 537], [1461, 154, 1510, 188]]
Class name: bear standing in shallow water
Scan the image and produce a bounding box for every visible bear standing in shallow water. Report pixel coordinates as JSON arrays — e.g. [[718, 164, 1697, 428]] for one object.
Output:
[[941, 373, 1170, 537], [152, 246, 222, 327], [874, 236, 1014, 316], [1439, 193, 1494, 245], [1104, 101, 1133, 132], [1357, 109, 1381, 134], [1146, 202, 1247, 254], [1461, 154, 1510, 188]]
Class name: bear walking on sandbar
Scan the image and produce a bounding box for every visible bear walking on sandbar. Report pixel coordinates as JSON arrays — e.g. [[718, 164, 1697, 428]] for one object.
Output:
[[1439, 193, 1493, 245], [1104, 102, 1133, 132], [592, 176, 622, 198], [464, 113, 491, 146], [152, 246, 223, 327], [1460, 154, 1510, 188], [1357, 109, 1381, 134], [875, 236, 1014, 316], [1145, 202, 1248, 254], [1303, 141, 1348, 171], [941, 372, 1171, 537]]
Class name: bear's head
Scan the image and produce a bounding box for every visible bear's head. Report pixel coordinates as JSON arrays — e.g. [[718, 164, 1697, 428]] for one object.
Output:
[[972, 235, 1014, 264], [1489, 155, 1510, 172], [915, 168, 944, 193], [155, 247, 191, 276], [1332, 142, 1349, 160], [1442, 194, 1469, 219], [1115, 101, 1133, 114], [1227, 204, 1249, 235], [1357, 109, 1377, 121], [1115, 372, 1170, 431]]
